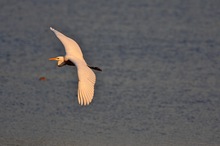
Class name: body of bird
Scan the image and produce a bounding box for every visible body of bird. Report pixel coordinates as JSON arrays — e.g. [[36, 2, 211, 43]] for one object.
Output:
[[49, 56, 102, 71], [49, 27, 101, 106]]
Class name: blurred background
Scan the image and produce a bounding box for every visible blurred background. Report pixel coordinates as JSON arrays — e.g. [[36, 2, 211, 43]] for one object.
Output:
[[0, 0, 220, 145]]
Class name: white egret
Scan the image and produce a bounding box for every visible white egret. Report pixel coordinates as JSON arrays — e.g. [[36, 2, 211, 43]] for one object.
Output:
[[49, 27, 101, 106]]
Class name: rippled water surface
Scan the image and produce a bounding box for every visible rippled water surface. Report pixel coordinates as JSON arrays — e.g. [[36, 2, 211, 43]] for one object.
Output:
[[0, 0, 220, 146]]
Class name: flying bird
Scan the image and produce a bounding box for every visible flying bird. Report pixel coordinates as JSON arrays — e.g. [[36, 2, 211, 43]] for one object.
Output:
[[49, 27, 101, 106]]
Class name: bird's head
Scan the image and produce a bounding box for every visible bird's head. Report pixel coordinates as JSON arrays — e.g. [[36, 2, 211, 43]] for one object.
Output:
[[49, 56, 66, 67]]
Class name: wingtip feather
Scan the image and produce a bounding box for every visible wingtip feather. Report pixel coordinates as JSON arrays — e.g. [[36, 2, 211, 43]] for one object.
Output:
[[50, 27, 54, 31]]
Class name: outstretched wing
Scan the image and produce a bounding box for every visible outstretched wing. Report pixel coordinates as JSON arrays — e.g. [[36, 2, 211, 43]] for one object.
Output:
[[69, 58, 96, 106], [50, 27, 83, 58]]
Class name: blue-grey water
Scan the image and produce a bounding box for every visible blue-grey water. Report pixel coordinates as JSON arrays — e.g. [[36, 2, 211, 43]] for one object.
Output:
[[0, 0, 220, 146]]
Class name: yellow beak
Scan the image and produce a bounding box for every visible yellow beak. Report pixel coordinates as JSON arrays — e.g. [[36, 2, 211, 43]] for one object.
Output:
[[49, 57, 57, 61]]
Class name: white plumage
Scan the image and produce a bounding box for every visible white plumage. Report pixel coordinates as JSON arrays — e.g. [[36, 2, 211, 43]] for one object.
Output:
[[49, 27, 97, 106]]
